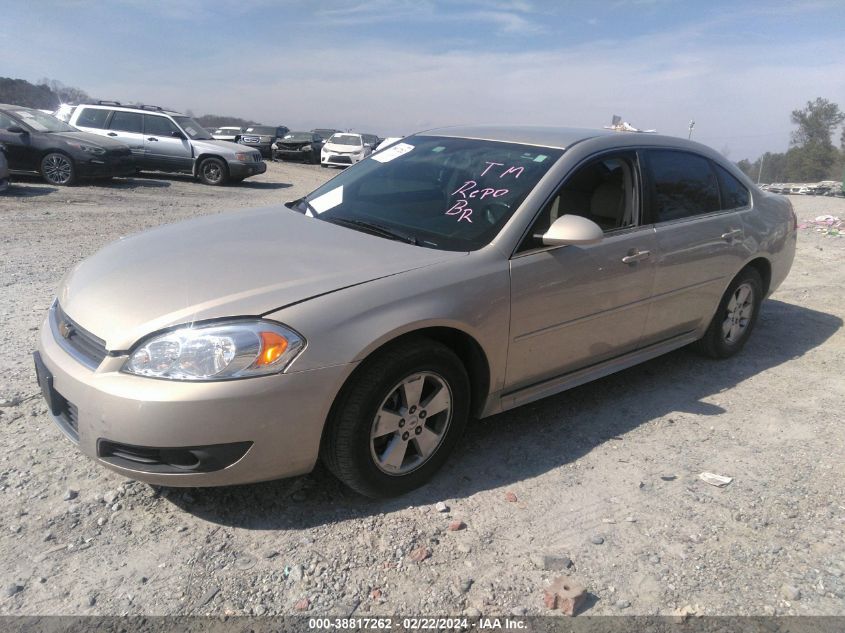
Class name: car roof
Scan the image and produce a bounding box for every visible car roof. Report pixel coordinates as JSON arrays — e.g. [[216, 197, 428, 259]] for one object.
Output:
[[415, 124, 730, 158], [75, 103, 183, 116]]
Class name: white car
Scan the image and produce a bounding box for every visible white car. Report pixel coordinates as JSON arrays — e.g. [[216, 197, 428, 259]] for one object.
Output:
[[211, 126, 243, 142], [321, 133, 372, 168]]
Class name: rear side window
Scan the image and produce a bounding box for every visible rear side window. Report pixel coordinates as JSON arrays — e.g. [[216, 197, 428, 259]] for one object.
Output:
[[109, 111, 143, 134], [713, 163, 750, 210], [75, 108, 109, 129], [144, 115, 178, 136], [646, 150, 720, 222]]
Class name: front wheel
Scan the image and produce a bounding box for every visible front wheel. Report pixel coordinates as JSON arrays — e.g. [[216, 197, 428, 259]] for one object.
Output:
[[41, 153, 76, 186], [694, 267, 763, 358], [198, 157, 227, 185], [321, 337, 470, 498]]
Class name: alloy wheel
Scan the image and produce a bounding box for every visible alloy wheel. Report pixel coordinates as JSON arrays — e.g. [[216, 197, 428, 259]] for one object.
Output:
[[42, 154, 73, 185], [369, 372, 452, 475], [722, 282, 754, 344]]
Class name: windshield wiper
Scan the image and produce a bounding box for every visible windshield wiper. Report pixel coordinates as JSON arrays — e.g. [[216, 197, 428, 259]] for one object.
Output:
[[324, 217, 420, 246]]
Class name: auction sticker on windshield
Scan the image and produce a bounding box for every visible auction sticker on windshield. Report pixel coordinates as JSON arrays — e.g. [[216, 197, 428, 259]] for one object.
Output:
[[371, 142, 414, 163]]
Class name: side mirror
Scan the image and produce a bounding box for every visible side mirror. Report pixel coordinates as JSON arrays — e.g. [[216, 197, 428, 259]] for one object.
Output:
[[171, 130, 186, 139], [539, 214, 603, 246], [7, 125, 27, 134]]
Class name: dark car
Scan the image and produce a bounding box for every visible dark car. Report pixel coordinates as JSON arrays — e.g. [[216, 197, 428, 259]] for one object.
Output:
[[312, 128, 341, 140], [0, 105, 135, 186], [272, 131, 325, 164], [361, 133, 380, 150], [237, 125, 289, 158]]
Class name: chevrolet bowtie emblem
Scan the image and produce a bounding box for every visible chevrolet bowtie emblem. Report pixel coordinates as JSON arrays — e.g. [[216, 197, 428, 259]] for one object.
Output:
[[58, 320, 73, 339]]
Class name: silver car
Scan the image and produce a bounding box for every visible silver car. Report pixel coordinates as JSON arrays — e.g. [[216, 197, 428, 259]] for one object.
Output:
[[68, 102, 265, 185], [35, 126, 796, 497]]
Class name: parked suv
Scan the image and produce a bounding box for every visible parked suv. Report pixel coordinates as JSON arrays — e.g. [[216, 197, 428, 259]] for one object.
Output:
[[237, 125, 289, 158], [69, 102, 266, 185], [0, 104, 135, 185]]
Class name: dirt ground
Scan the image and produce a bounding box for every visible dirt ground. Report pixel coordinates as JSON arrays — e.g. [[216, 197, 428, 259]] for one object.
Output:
[[0, 163, 843, 618]]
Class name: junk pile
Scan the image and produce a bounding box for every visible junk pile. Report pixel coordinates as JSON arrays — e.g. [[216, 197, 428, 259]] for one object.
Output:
[[799, 215, 842, 237]]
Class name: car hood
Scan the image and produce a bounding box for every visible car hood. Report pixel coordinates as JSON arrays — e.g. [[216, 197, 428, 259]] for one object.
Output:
[[55, 131, 131, 151], [324, 142, 363, 152], [190, 139, 246, 154], [58, 206, 465, 351]]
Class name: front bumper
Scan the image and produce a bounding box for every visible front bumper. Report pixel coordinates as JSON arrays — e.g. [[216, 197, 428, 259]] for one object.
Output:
[[227, 159, 267, 179], [37, 313, 353, 486], [274, 148, 313, 161], [321, 153, 364, 167]]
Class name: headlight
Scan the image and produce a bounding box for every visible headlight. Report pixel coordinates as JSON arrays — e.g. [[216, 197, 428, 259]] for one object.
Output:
[[301, 144, 311, 151], [67, 142, 105, 155], [123, 320, 304, 381], [234, 152, 253, 162]]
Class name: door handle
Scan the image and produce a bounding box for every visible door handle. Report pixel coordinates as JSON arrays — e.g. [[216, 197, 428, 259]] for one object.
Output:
[[721, 228, 742, 241], [621, 249, 651, 264], [146, 137, 158, 141], [107, 132, 117, 136]]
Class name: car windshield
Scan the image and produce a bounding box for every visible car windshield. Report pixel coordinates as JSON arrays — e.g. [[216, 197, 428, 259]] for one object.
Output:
[[283, 132, 313, 142], [10, 109, 77, 133], [330, 134, 362, 146], [293, 135, 563, 251], [244, 126, 276, 135], [171, 116, 213, 140]]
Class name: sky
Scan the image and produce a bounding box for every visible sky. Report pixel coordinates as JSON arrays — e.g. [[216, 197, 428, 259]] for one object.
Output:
[[2, 0, 844, 160]]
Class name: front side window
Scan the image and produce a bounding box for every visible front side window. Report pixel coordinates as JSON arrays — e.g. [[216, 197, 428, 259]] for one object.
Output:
[[713, 163, 750, 210], [75, 107, 109, 129], [646, 150, 720, 222], [109, 111, 143, 134], [144, 115, 179, 136], [520, 153, 639, 251], [293, 135, 562, 251], [0, 112, 16, 129]]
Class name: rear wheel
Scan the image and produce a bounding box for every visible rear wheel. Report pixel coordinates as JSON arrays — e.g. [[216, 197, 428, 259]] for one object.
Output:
[[321, 337, 470, 498], [198, 157, 227, 185], [694, 267, 763, 358], [41, 153, 76, 186]]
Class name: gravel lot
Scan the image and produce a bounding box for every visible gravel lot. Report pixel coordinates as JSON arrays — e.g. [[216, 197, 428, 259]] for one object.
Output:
[[0, 163, 843, 617]]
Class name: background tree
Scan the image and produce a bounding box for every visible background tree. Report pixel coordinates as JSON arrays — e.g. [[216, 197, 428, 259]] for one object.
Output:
[[787, 97, 844, 181]]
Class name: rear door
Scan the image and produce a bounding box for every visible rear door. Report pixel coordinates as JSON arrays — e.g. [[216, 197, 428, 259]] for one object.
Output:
[[639, 149, 749, 345], [106, 111, 145, 162], [143, 114, 193, 171]]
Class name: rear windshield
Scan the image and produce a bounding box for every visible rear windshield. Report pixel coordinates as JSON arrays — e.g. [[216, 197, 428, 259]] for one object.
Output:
[[10, 109, 76, 133], [294, 135, 563, 251]]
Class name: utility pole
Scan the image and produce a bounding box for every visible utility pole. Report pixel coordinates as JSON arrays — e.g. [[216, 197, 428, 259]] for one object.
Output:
[[687, 120, 695, 140], [757, 153, 765, 184]]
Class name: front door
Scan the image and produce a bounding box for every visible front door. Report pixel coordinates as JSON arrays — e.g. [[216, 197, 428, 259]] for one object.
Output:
[[506, 152, 657, 392], [143, 114, 193, 171], [0, 113, 38, 171]]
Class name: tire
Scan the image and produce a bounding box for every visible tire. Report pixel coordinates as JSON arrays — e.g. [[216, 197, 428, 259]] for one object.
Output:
[[40, 152, 76, 186], [198, 157, 227, 186], [321, 337, 470, 498], [694, 267, 763, 359]]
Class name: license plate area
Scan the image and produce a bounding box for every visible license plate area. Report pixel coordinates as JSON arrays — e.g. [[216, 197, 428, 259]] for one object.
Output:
[[34, 352, 59, 416]]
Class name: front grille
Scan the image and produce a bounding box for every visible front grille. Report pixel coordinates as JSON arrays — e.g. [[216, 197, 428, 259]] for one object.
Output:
[[52, 304, 108, 369], [329, 155, 352, 164], [252, 154, 262, 163], [278, 143, 305, 151], [241, 136, 260, 143], [54, 390, 79, 443]]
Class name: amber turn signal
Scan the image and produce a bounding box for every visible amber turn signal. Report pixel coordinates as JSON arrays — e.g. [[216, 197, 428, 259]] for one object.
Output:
[[256, 331, 289, 366]]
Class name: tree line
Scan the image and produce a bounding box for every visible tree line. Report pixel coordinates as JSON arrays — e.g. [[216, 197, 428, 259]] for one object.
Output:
[[0, 76, 258, 130], [736, 98, 844, 184]]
